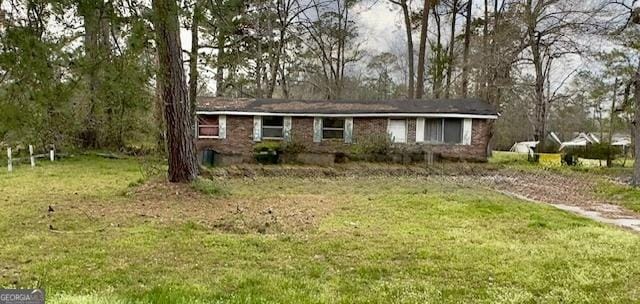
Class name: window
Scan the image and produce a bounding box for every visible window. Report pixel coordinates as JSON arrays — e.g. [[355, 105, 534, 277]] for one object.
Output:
[[443, 118, 462, 144], [424, 118, 463, 144], [262, 116, 284, 139], [198, 115, 219, 138], [424, 119, 443, 143], [388, 119, 407, 143], [322, 118, 344, 139]]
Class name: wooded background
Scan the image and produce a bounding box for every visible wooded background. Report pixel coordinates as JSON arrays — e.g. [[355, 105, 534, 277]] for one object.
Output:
[[0, 0, 638, 155]]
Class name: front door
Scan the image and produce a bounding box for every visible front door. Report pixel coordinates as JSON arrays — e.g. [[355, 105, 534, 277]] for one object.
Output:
[[388, 119, 407, 143]]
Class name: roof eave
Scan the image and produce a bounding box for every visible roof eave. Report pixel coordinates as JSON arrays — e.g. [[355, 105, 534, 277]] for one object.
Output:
[[195, 110, 499, 120]]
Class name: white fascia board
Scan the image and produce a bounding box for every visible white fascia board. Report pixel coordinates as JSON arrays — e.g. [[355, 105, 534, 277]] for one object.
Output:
[[196, 111, 498, 120]]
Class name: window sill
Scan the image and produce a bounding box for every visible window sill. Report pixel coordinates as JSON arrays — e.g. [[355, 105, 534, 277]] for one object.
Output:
[[198, 136, 220, 139], [262, 137, 284, 140]]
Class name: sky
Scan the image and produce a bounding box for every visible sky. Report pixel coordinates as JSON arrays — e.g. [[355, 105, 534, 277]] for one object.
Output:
[[352, 1, 402, 53]]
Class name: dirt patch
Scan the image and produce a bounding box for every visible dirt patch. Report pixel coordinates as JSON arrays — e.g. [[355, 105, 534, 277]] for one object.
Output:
[[52, 181, 336, 235]]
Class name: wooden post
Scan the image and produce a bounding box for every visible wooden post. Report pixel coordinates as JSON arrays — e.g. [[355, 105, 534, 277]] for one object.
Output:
[[7, 147, 12, 172], [49, 149, 54, 162], [29, 145, 35, 167]]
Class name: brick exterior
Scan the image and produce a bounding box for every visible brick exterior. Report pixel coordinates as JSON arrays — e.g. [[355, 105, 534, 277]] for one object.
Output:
[[429, 119, 491, 161], [407, 119, 416, 144], [196, 115, 253, 155], [196, 115, 491, 162]]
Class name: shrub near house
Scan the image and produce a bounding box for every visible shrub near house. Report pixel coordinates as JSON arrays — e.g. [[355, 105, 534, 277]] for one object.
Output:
[[195, 97, 498, 165]]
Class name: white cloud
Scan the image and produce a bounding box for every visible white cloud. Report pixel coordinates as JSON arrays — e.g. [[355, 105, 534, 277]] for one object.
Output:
[[353, 1, 404, 53]]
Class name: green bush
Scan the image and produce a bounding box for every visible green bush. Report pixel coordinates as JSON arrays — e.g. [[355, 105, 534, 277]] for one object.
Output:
[[564, 143, 621, 161], [280, 137, 307, 154], [350, 134, 392, 155], [253, 141, 283, 153], [254, 141, 282, 164]]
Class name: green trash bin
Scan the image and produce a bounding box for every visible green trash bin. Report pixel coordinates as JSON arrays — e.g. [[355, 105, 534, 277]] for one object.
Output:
[[202, 149, 215, 166]]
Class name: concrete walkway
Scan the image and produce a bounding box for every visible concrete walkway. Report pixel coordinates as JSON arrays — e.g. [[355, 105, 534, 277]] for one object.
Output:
[[497, 190, 640, 233]]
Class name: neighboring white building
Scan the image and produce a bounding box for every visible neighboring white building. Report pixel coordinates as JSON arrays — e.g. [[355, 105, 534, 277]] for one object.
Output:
[[559, 133, 600, 150], [611, 133, 631, 147], [509, 132, 562, 154], [509, 141, 537, 154]]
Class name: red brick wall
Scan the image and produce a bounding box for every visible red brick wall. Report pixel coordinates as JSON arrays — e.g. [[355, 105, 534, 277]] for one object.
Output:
[[354, 118, 387, 140], [291, 117, 351, 153], [429, 119, 490, 161], [196, 115, 491, 162], [196, 115, 253, 155]]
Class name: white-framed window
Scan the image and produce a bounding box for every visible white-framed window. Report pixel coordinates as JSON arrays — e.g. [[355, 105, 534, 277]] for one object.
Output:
[[197, 115, 219, 138], [322, 118, 345, 139], [424, 118, 463, 144], [261, 116, 284, 139]]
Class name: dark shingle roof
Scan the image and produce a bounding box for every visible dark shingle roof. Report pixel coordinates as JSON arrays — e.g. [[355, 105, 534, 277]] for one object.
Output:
[[196, 97, 498, 116]]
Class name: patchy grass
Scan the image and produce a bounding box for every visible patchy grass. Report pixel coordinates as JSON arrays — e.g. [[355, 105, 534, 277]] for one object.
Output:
[[489, 151, 531, 165], [1, 157, 640, 303], [190, 177, 228, 196], [576, 158, 635, 168], [596, 183, 640, 213]]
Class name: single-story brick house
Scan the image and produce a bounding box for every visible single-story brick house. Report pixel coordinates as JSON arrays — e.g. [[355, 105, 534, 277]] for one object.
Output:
[[195, 97, 498, 165]]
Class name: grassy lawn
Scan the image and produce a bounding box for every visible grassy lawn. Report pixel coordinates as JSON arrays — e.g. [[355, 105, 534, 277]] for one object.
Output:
[[596, 183, 640, 213], [1, 157, 640, 303], [489, 151, 532, 165]]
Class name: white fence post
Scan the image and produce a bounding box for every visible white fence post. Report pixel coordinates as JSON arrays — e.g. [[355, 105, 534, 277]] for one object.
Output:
[[49, 149, 54, 162], [7, 147, 12, 172], [29, 145, 35, 167]]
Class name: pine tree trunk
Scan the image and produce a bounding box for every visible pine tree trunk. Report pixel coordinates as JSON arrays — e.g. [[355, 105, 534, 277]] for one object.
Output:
[[415, 0, 430, 99], [400, 0, 414, 99], [154, 53, 167, 155], [460, 0, 471, 97], [189, 1, 200, 114], [482, 0, 489, 99], [632, 9, 640, 185], [153, 0, 198, 183], [433, 9, 442, 98], [445, 0, 457, 98]]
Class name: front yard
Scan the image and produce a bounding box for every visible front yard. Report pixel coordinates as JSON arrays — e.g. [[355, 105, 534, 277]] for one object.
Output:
[[1, 157, 639, 303]]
